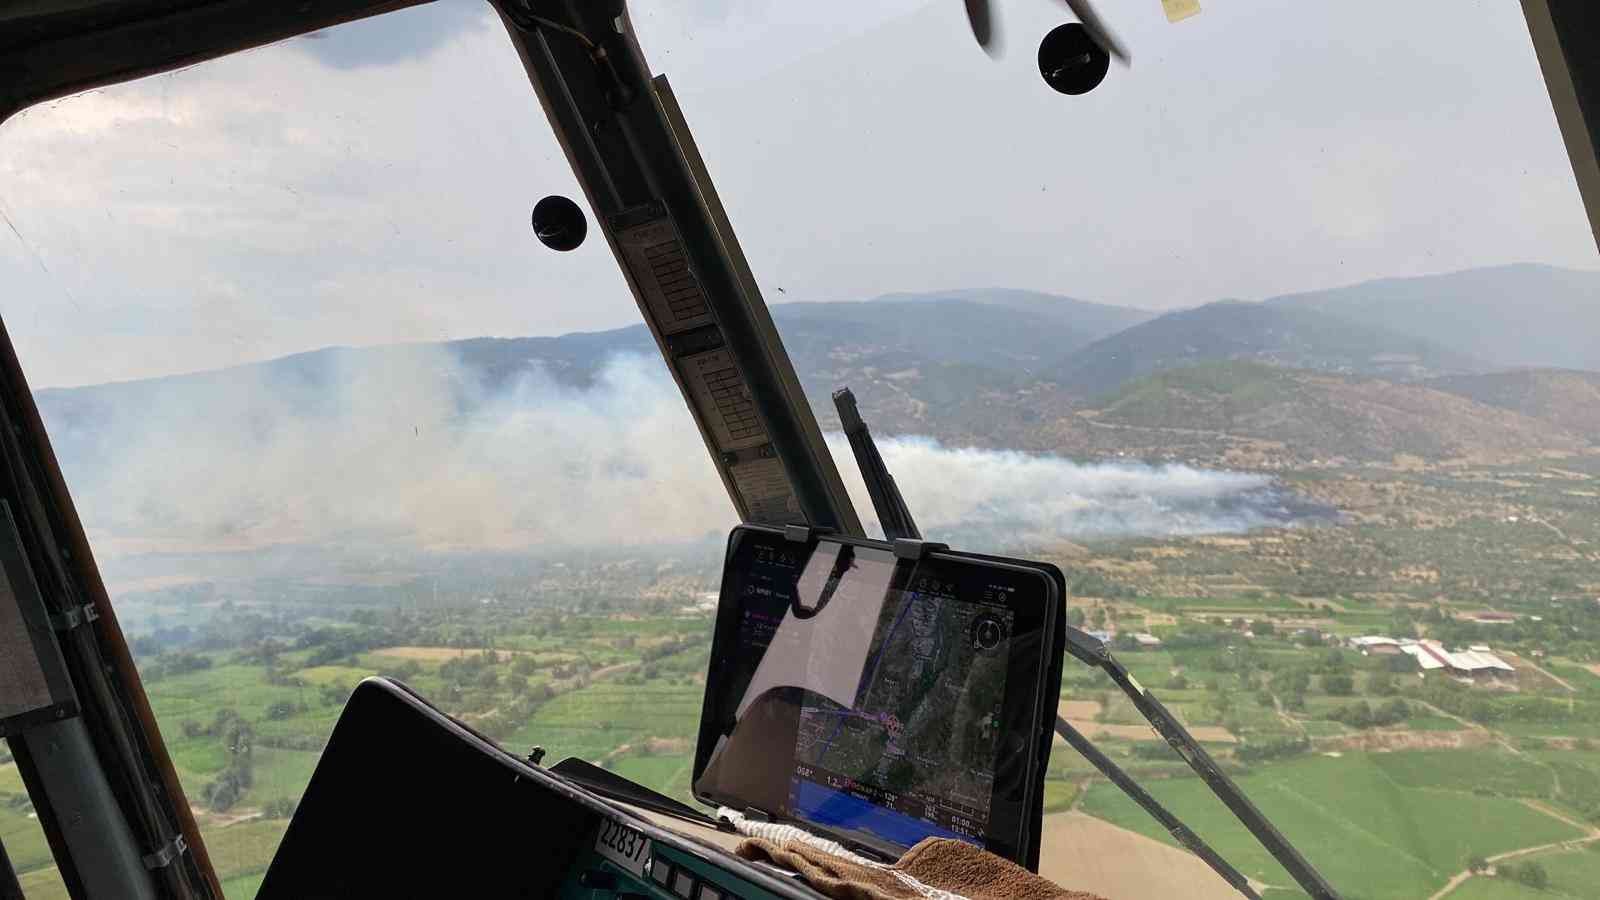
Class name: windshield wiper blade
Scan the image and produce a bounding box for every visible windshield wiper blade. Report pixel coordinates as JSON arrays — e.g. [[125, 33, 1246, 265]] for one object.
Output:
[[834, 388, 921, 541], [1053, 715, 1260, 899], [1066, 631, 1342, 900]]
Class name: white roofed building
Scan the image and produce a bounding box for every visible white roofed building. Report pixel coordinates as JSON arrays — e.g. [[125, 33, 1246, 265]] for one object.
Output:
[[1348, 636, 1404, 655], [1400, 639, 1515, 683]]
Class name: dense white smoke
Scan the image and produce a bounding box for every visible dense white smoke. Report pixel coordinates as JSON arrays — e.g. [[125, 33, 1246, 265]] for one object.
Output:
[[844, 436, 1317, 547], [44, 352, 1322, 560]]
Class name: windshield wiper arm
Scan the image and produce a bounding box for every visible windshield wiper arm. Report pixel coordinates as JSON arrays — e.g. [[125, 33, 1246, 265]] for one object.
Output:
[[1063, 629, 1341, 900], [1052, 714, 1260, 899]]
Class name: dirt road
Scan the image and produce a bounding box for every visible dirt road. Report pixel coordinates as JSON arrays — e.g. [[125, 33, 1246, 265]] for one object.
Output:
[[1425, 800, 1600, 900]]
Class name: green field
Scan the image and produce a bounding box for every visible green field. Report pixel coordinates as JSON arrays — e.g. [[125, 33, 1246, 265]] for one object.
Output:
[[206, 819, 289, 886], [1447, 878, 1549, 900], [1079, 752, 1584, 899], [8, 474, 1593, 900], [1042, 778, 1082, 813], [1368, 749, 1555, 798], [15, 867, 69, 900], [0, 763, 53, 876], [1443, 844, 1600, 900], [507, 678, 704, 800], [240, 748, 322, 810], [1536, 844, 1600, 897]]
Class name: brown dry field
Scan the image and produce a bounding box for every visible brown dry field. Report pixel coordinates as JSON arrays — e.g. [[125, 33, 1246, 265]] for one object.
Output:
[[1038, 811, 1260, 899], [1055, 721, 1238, 744], [1057, 700, 1238, 744], [1059, 700, 1102, 719]]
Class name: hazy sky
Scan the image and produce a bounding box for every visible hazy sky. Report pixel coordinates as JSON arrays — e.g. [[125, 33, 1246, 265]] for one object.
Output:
[[1, 0, 1594, 387]]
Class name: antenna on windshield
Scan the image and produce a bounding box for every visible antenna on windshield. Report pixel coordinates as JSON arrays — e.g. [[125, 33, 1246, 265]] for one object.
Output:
[[832, 388, 922, 541], [827, 386, 1337, 900]]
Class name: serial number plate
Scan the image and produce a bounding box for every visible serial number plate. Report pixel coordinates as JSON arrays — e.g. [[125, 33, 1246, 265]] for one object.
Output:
[[593, 816, 651, 877]]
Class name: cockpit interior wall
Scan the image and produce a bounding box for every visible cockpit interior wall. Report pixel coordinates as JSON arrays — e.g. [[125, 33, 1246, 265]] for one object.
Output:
[[1521, 0, 1600, 249], [0, 0, 432, 125]]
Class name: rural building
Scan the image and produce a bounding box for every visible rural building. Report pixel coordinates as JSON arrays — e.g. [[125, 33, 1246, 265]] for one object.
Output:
[[1348, 636, 1404, 656], [1132, 633, 1163, 648], [1400, 639, 1516, 683], [1462, 611, 1518, 625]]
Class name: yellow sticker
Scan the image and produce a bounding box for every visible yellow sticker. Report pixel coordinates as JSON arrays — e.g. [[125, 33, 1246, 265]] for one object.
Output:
[[1162, 0, 1202, 23]]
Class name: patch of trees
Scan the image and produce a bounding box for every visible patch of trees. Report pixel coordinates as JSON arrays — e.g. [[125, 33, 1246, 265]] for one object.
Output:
[[1327, 699, 1411, 729], [1420, 681, 1587, 726], [262, 797, 298, 819], [139, 652, 213, 682], [128, 624, 197, 658], [1500, 860, 1548, 890], [198, 710, 255, 812], [1366, 671, 1398, 696], [264, 700, 305, 721], [257, 734, 324, 752], [1066, 573, 1137, 599], [1322, 672, 1356, 696], [640, 636, 698, 663], [1269, 669, 1311, 710], [1235, 735, 1311, 764]]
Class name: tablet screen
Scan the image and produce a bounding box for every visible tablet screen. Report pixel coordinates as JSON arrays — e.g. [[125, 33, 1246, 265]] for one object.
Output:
[[694, 527, 1055, 863]]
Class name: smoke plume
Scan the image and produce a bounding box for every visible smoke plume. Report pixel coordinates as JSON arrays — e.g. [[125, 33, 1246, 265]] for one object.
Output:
[[40, 351, 1326, 561]]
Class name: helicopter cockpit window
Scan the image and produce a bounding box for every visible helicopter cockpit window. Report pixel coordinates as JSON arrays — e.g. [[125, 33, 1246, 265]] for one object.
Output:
[[1, 0, 1597, 898]]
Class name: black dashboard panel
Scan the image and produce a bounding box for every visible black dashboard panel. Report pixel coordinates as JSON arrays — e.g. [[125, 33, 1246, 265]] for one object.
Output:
[[258, 678, 821, 900]]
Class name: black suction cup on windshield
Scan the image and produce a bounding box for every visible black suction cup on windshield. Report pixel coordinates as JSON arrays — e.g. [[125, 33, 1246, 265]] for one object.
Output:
[[531, 194, 587, 252], [1038, 22, 1109, 95]]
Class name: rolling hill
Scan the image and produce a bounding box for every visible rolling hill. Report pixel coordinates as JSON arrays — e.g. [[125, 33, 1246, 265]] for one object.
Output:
[[32, 268, 1600, 474], [1092, 361, 1590, 464], [1425, 369, 1600, 443], [864, 289, 1154, 340], [1265, 263, 1600, 371], [1050, 301, 1485, 399]]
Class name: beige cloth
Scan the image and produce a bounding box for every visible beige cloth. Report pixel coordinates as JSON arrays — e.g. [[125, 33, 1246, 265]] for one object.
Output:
[[736, 836, 1110, 900]]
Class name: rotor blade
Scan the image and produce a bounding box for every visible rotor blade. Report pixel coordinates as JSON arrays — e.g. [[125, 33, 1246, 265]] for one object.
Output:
[[964, 0, 999, 54], [1063, 0, 1130, 65]]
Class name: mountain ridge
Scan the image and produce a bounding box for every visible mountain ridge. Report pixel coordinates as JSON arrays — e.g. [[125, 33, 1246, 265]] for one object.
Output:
[[1264, 263, 1600, 371], [32, 268, 1600, 471]]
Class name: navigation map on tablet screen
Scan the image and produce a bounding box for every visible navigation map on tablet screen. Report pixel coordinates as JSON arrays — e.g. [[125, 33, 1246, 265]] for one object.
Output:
[[788, 575, 1015, 846]]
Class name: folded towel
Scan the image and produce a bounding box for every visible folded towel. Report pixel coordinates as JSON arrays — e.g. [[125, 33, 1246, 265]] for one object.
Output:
[[735, 836, 1110, 900]]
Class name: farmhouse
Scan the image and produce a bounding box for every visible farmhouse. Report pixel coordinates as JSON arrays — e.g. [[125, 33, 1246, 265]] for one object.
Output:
[[1462, 611, 1518, 625]]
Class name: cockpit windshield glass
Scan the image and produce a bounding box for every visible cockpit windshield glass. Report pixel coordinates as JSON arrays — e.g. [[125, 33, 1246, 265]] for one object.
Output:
[[1, 0, 1598, 898]]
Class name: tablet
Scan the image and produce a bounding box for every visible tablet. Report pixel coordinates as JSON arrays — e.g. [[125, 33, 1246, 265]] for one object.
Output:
[[693, 526, 1062, 869]]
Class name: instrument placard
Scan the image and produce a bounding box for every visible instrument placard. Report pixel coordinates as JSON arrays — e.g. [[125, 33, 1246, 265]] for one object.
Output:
[[593, 816, 652, 878]]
